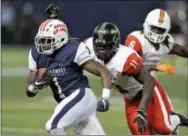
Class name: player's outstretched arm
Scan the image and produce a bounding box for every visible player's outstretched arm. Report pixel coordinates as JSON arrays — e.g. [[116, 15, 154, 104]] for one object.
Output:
[[134, 67, 155, 110], [169, 43, 188, 58], [82, 59, 112, 112], [132, 66, 155, 133], [25, 70, 38, 97], [82, 59, 112, 92]]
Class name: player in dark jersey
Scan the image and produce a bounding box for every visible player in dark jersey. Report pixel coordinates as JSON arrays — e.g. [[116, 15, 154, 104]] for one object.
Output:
[[26, 18, 112, 135]]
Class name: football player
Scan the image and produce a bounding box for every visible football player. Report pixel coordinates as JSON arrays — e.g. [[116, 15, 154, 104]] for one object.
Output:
[[124, 9, 188, 134], [84, 22, 177, 135], [25, 19, 113, 135]]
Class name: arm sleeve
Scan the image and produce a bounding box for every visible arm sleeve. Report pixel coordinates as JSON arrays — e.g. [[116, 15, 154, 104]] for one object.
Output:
[[122, 53, 143, 76], [74, 42, 94, 66], [124, 35, 143, 55], [28, 49, 37, 71]]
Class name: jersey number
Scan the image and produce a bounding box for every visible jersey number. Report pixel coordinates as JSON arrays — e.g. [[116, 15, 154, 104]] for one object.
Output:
[[53, 77, 65, 99]]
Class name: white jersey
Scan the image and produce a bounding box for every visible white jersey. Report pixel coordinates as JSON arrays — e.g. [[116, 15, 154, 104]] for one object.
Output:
[[125, 31, 174, 65], [85, 37, 143, 99], [123, 30, 175, 96]]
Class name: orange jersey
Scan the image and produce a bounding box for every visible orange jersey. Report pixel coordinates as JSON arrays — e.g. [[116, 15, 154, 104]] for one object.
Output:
[[85, 37, 144, 99]]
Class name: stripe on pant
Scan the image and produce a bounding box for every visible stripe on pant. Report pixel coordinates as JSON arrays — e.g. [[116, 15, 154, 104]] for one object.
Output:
[[51, 88, 86, 129]]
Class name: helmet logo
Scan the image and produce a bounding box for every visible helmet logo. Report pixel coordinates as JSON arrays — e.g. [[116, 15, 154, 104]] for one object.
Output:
[[158, 9, 165, 24], [53, 24, 67, 34]]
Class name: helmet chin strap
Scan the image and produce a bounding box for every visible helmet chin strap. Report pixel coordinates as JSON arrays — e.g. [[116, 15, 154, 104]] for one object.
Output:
[[144, 35, 160, 50]]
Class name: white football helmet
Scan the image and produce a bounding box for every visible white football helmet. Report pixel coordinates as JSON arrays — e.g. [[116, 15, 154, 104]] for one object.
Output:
[[143, 9, 171, 44], [34, 19, 68, 55]]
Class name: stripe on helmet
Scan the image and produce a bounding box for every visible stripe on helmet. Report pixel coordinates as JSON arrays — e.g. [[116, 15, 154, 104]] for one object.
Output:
[[98, 22, 108, 40], [158, 9, 165, 24], [39, 19, 53, 31], [42, 19, 53, 31]]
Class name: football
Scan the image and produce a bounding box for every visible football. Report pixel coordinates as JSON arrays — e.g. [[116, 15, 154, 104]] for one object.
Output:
[[35, 68, 52, 88]]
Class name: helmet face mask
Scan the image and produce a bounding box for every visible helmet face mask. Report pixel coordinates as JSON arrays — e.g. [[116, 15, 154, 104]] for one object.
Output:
[[93, 39, 118, 61], [143, 9, 171, 44], [35, 19, 68, 55], [93, 22, 120, 62], [35, 36, 56, 55]]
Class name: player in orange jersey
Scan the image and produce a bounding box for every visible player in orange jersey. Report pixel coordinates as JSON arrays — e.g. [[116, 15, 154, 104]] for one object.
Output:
[[124, 9, 188, 135]]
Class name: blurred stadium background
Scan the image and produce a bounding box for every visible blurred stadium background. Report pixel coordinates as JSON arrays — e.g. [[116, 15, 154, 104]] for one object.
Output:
[[2, 0, 188, 135]]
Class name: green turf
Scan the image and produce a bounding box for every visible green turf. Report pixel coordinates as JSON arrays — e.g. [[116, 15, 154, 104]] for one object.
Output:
[[2, 75, 188, 135], [2, 47, 30, 67], [2, 47, 188, 135]]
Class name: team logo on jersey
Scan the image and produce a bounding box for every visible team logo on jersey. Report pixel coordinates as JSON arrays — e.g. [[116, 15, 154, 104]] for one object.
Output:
[[49, 68, 67, 76]]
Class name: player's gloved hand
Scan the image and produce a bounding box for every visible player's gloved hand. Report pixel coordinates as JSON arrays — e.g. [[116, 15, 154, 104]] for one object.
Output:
[[34, 80, 49, 90], [155, 64, 175, 75], [33, 69, 52, 90], [133, 109, 149, 133], [97, 98, 109, 112], [97, 88, 111, 112], [26, 84, 38, 97]]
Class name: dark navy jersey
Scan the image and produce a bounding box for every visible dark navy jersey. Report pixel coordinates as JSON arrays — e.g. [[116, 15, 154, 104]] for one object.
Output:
[[28, 40, 93, 102]]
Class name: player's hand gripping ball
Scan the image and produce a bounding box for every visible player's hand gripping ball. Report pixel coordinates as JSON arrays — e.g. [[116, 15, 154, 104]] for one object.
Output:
[[34, 68, 52, 90]]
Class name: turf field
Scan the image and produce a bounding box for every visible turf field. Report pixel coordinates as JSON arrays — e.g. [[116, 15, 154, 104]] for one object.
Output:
[[2, 47, 188, 135]]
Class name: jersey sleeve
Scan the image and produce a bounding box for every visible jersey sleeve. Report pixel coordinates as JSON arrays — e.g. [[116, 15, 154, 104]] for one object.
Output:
[[122, 52, 143, 76], [28, 49, 37, 71], [74, 42, 94, 66], [125, 35, 143, 55]]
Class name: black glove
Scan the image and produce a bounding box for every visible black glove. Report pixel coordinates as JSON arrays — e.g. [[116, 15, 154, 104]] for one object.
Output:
[[34, 80, 49, 90], [133, 109, 148, 133], [45, 4, 59, 19], [97, 98, 109, 112]]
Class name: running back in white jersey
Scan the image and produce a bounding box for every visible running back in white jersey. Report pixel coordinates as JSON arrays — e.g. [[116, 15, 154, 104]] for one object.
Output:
[[125, 30, 174, 65], [85, 37, 144, 99]]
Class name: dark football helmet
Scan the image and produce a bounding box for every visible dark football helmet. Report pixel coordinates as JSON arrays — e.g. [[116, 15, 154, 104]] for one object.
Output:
[[93, 22, 120, 63], [46, 4, 59, 19]]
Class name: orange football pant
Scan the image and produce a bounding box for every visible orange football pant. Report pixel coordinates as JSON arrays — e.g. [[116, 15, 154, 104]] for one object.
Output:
[[124, 79, 174, 135]]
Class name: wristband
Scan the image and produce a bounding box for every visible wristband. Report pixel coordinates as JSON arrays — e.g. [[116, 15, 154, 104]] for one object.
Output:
[[102, 88, 111, 100], [28, 84, 37, 93]]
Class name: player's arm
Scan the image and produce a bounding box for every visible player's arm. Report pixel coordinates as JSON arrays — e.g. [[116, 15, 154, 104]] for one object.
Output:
[[82, 59, 111, 112], [122, 53, 155, 110], [74, 42, 112, 111], [26, 49, 38, 97], [169, 43, 188, 58], [122, 53, 155, 132], [133, 67, 155, 110], [82, 59, 111, 93], [74, 42, 111, 98]]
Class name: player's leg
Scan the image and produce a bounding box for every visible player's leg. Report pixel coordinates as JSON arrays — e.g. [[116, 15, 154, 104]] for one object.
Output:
[[154, 79, 174, 113], [45, 88, 97, 135], [72, 113, 105, 135], [152, 86, 180, 134], [154, 79, 179, 135], [124, 95, 152, 135]]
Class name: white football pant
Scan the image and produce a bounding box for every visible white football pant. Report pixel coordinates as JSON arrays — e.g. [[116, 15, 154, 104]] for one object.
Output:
[[45, 88, 105, 135]]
